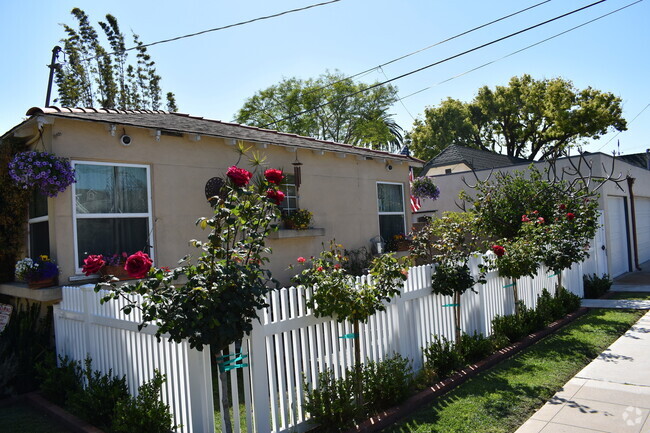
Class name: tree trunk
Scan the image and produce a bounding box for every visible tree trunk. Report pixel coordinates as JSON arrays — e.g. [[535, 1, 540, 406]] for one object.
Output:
[[557, 272, 563, 294], [513, 279, 520, 315], [454, 291, 462, 344], [219, 348, 233, 433], [353, 320, 363, 408]]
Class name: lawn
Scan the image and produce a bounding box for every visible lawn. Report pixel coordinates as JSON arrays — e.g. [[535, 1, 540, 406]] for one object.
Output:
[[0, 400, 72, 433], [385, 308, 646, 433]]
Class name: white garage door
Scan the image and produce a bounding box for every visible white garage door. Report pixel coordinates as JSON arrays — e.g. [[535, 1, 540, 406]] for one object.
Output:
[[637, 197, 650, 264], [607, 196, 630, 278]]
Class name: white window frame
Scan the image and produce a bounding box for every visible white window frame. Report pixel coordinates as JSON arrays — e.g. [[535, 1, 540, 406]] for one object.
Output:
[[376, 181, 407, 240], [28, 215, 48, 257], [71, 161, 154, 274], [279, 173, 299, 214]]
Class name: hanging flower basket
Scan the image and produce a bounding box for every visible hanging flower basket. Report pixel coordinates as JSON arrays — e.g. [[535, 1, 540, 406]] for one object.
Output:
[[411, 176, 440, 201], [8, 151, 76, 197]]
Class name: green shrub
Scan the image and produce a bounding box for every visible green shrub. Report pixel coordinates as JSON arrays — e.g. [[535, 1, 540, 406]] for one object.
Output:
[[67, 358, 129, 430], [37, 355, 83, 406], [422, 335, 463, 379], [362, 354, 413, 412], [536, 289, 564, 324], [556, 286, 581, 314], [457, 332, 495, 364], [303, 368, 357, 432], [583, 273, 612, 298], [112, 370, 178, 433]]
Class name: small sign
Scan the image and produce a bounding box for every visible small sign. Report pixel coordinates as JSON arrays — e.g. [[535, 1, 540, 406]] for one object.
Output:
[[0, 304, 13, 333]]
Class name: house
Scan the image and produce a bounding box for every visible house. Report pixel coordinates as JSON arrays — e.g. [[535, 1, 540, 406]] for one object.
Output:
[[0, 106, 422, 287], [417, 145, 650, 278]]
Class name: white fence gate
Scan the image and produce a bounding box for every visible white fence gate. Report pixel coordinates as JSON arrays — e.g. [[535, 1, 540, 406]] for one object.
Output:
[[54, 256, 584, 433]]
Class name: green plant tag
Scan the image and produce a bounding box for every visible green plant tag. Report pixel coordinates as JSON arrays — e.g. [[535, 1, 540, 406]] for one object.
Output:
[[548, 273, 559, 278], [503, 283, 515, 288], [442, 303, 460, 307], [339, 333, 358, 339], [216, 352, 249, 372]]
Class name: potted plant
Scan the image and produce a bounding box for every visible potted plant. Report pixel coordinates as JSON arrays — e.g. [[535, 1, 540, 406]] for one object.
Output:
[[411, 176, 440, 201], [386, 233, 411, 252], [15, 256, 59, 288], [8, 151, 76, 197], [282, 208, 313, 230]]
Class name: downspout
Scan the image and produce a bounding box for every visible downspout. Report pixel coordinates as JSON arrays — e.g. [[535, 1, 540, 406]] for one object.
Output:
[[627, 176, 642, 271]]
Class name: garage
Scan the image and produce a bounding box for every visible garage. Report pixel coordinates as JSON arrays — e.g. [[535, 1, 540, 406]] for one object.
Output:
[[607, 196, 631, 278], [636, 197, 650, 264]]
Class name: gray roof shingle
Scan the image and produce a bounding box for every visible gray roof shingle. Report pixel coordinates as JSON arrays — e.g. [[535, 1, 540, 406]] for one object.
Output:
[[422, 144, 529, 173], [21, 107, 422, 163]]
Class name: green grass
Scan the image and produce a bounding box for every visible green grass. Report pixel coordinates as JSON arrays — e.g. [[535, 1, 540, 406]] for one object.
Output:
[[606, 292, 650, 301], [0, 401, 72, 433], [385, 308, 646, 433]]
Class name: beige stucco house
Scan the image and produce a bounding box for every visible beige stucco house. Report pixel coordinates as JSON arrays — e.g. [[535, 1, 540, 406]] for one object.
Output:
[[417, 144, 650, 278], [2, 106, 422, 286]]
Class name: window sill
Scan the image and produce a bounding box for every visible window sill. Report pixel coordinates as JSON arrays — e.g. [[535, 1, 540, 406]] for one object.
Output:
[[269, 228, 325, 239], [0, 282, 62, 303]]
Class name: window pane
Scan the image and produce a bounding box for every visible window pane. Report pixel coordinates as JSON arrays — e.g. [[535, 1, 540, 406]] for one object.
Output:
[[29, 190, 48, 219], [379, 215, 405, 242], [29, 221, 50, 257], [76, 218, 149, 267], [378, 183, 404, 213], [76, 165, 148, 214]]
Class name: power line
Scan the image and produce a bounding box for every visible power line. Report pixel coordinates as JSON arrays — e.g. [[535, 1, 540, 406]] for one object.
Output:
[[243, 0, 553, 120], [79, 0, 342, 61], [597, 102, 650, 151], [261, 0, 609, 129], [399, 0, 644, 102]]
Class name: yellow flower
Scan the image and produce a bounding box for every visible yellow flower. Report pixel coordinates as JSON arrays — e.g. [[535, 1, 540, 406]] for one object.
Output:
[[40, 255, 50, 261]]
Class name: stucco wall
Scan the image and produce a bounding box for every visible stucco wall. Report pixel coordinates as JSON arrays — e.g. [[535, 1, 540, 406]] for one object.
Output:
[[38, 117, 412, 285]]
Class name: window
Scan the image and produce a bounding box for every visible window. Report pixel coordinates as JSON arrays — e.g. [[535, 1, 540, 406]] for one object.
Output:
[[72, 162, 153, 270], [377, 182, 406, 243], [28, 190, 50, 257], [279, 174, 298, 214]]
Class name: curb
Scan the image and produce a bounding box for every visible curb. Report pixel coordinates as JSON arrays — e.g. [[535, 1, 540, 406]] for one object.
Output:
[[24, 392, 105, 433], [344, 307, 590, 433]]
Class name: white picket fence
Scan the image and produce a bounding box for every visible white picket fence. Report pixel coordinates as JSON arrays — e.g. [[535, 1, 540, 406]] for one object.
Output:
[[54, 256, 585, 433]]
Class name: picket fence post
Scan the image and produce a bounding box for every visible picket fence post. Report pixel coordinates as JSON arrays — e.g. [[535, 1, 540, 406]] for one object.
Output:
[[249, 317, 271, 433]]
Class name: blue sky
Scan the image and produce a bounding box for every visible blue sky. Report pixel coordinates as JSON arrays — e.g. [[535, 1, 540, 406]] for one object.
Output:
[[1, 0, 648, 156]]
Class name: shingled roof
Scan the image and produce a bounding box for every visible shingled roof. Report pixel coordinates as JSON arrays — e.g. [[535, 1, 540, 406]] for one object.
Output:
[[422, 144, 529, 173], [18, 107, 421, 163], [618, 151, 650, 170]]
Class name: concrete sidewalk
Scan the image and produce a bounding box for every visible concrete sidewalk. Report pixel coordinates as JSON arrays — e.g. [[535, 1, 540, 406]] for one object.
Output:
[[515, 263, 650, 433]]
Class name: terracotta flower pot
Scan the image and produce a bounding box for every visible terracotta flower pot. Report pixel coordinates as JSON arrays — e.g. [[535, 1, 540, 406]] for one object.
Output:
[[100, 265, 134, 281], [28, 276, 58, 289]]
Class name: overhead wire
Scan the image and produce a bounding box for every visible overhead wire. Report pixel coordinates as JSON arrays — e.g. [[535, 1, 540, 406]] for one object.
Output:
[[597, 102, 650, 151], [78, 0, 342, 61], [260, 0, 610, 129], [399, 0, 645, 102]]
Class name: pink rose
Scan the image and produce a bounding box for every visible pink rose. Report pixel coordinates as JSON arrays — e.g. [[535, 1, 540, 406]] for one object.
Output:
[[567, 213, 576, 221], [537, 217, 545, 224], [125, 251, 153, 279], [492, 245, 505, 257], [226, 166, 253, 187], [82, 254, 105, 276], [521, 215, 530, 222], [334, 264, 341, 270], [266, 189, 285, 205], [297, 257, 306, 263], [264, 169, 284, 185]]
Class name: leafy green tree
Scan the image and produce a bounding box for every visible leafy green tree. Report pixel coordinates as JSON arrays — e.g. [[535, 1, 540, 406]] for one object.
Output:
[[410, 74, 626, 161], [235, 71, 402, 150], [55, 8, 177, 111], [410, 212, 485, 342], [98, 147, 283, 433]]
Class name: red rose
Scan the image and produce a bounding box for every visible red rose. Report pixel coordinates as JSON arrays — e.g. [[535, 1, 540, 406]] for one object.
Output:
[[125, 251, 153, 279], [537, 217, 545, 224], [264, 169, 284, 185], [82, 254, 105, 276], [317, 266, 324, 272], [521, 215, 530, 222], [559, 203, 566, 210], [334, 264, 341, 270], [266, 189, 285, 205], [566, 212, 575, 221], [492, 245, 506, 257], [226, 166, 253, 187], [297, 257, 306, 263]]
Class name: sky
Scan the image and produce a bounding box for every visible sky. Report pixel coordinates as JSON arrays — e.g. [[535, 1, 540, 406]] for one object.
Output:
[[1, 0, 648, 157]]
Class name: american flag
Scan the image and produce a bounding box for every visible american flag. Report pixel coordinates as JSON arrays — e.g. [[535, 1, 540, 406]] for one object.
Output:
[[409, 167, 421, 212]]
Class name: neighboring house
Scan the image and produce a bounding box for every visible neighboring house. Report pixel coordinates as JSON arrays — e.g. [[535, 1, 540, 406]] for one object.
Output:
[[417, 145, 650, 278], [1, 107, 422, 285], [420, 144, 529, 176]]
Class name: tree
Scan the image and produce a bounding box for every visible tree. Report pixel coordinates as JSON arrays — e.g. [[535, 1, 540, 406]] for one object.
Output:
[[55, 8, 177, 111], [235, 71, 403, 150], [410, 74, 626, 162]]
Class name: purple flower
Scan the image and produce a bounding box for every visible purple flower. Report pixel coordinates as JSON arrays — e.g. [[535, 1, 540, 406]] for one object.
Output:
[[8, 151, 76, 197]]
